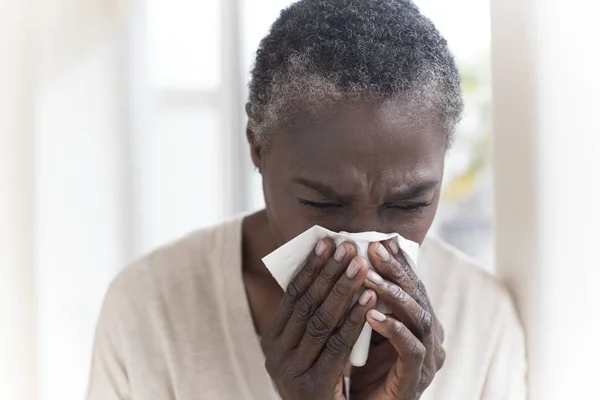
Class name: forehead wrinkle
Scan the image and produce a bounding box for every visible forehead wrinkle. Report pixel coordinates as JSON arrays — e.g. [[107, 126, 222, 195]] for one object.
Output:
[[283, 133, 441, 195], [308, 162, 435, 206], [363, 165, 433, 204]]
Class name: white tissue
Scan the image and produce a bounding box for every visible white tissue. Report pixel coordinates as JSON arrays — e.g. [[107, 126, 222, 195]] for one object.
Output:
[[262, 225, 419, 367]]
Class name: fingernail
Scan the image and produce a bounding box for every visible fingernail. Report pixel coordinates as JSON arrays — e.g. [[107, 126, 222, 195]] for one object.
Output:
[[358, 290, 373, 306], [315, 239, 327, 256], [366, 270, 384, 285], [334, 244, 347, 262], [376, 243, 390, 261], [346, 258, 361, 278], [389, 240, 399, 255], [370, 309, 387, 322]]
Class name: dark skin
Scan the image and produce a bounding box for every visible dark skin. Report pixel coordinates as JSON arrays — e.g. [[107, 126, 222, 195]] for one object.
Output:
[[242, 98, 447, 399]]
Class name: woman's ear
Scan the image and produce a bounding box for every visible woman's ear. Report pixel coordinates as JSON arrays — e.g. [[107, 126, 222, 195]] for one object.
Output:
[[246, 124, 262, 173]]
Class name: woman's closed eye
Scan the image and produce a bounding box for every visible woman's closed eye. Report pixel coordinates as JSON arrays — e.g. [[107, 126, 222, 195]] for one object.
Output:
[[387, 202, 431, 213], [298, 198, 343, 209], [299, 198, 430, 213]]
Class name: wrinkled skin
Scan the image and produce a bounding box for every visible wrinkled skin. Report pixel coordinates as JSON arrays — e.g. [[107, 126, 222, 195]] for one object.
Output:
[[243, 98, 447, 399], [350, 240, 445, 400], [260, 239, 376, 400]]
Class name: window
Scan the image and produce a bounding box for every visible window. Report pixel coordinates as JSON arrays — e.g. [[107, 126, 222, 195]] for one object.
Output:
[[131, 0, 225, 256]]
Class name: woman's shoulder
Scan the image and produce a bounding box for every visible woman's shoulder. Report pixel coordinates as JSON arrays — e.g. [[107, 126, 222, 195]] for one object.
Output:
[[89, 217, 253, 396], [419, 236, 520, 327], [418, 237, 526, 398], [105, 217, 244, 311]]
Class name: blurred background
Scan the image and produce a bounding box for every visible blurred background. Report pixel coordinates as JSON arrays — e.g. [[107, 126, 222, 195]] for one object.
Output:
[[2, 0, 599, 399], [122, 0, 496, 266]]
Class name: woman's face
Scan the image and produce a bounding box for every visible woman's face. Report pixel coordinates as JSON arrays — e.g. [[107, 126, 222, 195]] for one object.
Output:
[[250, 98, 447, 246]]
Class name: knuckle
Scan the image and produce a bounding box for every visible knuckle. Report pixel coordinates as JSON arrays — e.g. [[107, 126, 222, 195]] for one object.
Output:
[[437, 321, 445, 343], [295, 291, 319, 319], [304, 253, 322, 274], [388, 282, 406, 301], [390, 264, 408, 283], [306, 309, 335, 340], [419, 365, 434, 391], [319, 264, 339, 282], [345, 307, 364, 327], [437, 346, 446, 369], [416, 295, 429, 310], [416, 279, 427, 295], [279, 295, 296, 315], [391, 320, 406, 337], [330, 281, 349, 301], [286, 279, 305, 300], [420, 364, 431, 382], [411, 341, 427, 361], [419, 310, 434, 336], [327, 333, 352, 356]]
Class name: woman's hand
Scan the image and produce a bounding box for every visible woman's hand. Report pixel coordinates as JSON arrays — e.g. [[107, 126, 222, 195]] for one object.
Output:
[[261, 238, 378, 400], [351, 240, 445, 400]]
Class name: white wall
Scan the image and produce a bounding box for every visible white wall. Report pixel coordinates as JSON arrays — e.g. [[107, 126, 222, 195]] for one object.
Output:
[[35, 28, 129, 400], [0, 1, 37, 399], [129, 0, 237, 256], [492, 0, 600, 398], [1, 1, 131, 399]]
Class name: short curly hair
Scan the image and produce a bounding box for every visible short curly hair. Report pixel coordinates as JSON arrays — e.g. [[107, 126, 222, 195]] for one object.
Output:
[[246, 0, 464, 147]]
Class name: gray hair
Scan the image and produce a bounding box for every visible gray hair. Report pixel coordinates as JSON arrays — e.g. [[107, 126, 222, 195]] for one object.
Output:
[[246, 0, 464, 147]]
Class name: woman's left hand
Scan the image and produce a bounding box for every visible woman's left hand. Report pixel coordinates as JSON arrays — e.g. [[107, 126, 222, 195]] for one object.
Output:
[[351, 240, 445, 400]]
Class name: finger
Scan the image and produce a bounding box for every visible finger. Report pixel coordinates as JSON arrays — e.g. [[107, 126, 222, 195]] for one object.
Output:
[[297, 256, 371, 365], [363, 276, 433, 341], [382, 239, 418, 279], [367, 311, 425, 396], [365, 272, 444, 395], [279, 241, 357, 349], [264, 238, 335, 341], [374, 241, 444, 342], [314, 289, 378, 377], [383, 239, 431, 303], [367, 311, 426, 364], [368, 242, 428, 309]]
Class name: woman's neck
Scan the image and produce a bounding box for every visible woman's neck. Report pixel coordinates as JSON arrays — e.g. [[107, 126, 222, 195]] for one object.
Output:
[[241, 209, 278, 275], [241, 209, 283, 337]]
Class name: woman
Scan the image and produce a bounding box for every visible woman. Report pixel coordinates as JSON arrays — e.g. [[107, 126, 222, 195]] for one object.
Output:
[[88, 0, 526, 399]]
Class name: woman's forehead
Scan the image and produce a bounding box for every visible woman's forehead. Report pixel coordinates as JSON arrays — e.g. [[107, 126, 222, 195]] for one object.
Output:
[[273, 99, 446, 174], [263, 106, 445, 204]]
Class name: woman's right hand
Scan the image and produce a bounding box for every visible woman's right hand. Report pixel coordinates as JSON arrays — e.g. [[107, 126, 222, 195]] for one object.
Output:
[[261, 238, 377, 400]]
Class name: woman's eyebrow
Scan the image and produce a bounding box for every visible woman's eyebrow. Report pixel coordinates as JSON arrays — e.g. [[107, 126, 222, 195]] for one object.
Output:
[[387, 180, 440, 201], [293, 177, 439, 202], [292, 177, 349, 201]]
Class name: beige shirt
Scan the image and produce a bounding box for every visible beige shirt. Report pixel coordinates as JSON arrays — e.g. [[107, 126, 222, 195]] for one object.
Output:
[[87, 217, 527, 400]]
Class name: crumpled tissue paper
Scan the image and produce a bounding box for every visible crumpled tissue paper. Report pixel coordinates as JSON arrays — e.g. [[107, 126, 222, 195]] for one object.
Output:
[[262, 225, 419, 367]]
